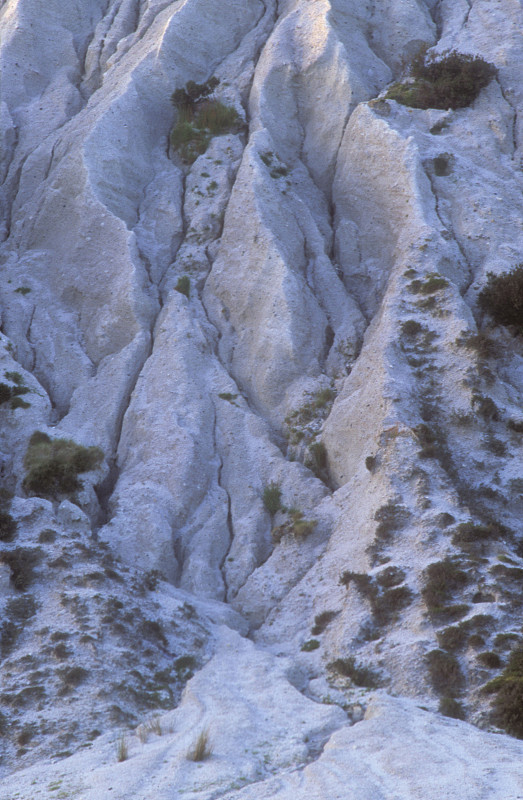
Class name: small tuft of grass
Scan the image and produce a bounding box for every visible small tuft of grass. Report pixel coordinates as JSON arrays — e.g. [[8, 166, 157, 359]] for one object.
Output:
[[116, 734, 128, 762], [263, 482, 282, 515], [175, 276, 190, 298], [186, 729, 212, 762], [408, 274, 449, 295], [301, 639, 320, 652]]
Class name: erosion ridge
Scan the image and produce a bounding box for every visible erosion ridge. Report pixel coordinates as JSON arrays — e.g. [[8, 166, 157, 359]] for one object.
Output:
[[1, 0, 523, 797]]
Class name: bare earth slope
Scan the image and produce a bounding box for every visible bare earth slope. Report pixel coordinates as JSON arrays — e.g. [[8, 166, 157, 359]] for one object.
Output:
[[1, 0, 523, 796]]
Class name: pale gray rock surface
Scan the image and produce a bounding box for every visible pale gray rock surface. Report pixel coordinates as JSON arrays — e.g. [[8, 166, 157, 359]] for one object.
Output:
[[1, 0, 523, 795]]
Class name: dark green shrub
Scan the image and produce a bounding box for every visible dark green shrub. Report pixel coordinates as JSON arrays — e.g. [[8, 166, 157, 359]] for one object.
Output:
[[311, 610, 338, 635], [387, 49, 496, 110], [437, 625, 468, 652], [371, 585, 413, 626], [426, 649, 465, 695], [365, 455, 377, 472], [487, 645, 523, 737], [340, 571, 375, 597], [175, 276, 190, 298], [374, 502, 410, 540], [439, 696, 466, 720], [478, 266, 523, 332], [6, 595, 38, 621], [376, 566, 405, 588], [174, 655, 196, 680], [0, 372, 31, 410], [468, 634, 486, 648], [414, 423, 440, 459], [171, 77, 219, 110], [301, 639, 320, 652], [0, 511, 17, 542], [494, 633, 520, 650], [305, 441, 328, 482], [328, 657, 382, 688], [478, 651, 502, 669], [422, 558, 469, 611], [60, 665, 88, 688], [23, 432, 103, 498], [263, 482, 282, 515], [408, 275, 449, 294], [433, 155, 451, 176], [0, 547, 42, 590], [141, 620, 167, 646], [452, 521, 510, 547], [401, 319, 423, 337]]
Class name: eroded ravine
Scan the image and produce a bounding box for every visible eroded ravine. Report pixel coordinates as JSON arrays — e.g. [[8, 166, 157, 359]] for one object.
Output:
[[1, 0, 523, 794]]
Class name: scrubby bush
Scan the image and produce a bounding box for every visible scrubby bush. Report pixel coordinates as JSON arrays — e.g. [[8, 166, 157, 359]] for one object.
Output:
[[171, 77, 219, 110], [0, 547, 42, 590], [311, 610, 338, 635], [328, 657, 382, 688], [305, 441, 328, 483], [437, 625, 468, 652], [439, 696, 466, 720], [422, 558, 469, 612], [371, 586, 413, 627], [23, 432, 103, 498], [401, 319, 423, 337], [0, 511, 17, 542], [0, 371, 31, 410], [487, 645, 523, 737], [386, 49, 497, 110], [374, 502, 410, 540], [478, 651, 502, 669], [452, 520, 510, 547], [376, 566, 406, 588], [426, 649, 465, 695], [170, 77, 240, 164], [478, 266, 523, 333]]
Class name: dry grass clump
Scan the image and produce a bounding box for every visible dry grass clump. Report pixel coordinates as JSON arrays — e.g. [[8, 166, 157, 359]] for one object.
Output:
[[186, 728, 212, 761]]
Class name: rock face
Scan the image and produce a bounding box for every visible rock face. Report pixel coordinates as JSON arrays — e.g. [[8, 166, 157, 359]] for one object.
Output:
[[1, 0, 523, 795]]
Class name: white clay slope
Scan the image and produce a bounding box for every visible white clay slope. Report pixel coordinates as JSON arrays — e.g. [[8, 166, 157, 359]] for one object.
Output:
[[1, 0, 523, 796]]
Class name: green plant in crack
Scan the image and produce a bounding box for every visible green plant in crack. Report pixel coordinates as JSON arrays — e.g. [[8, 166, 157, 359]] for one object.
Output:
[[0, 371, 32, 410], [170, 78, 241, 164], [23, 431, 103, 498], [262, 482, 282, 515]]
